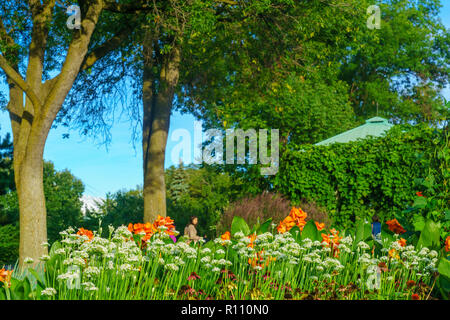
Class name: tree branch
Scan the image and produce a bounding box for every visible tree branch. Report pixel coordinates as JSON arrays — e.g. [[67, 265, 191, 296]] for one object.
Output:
[[103, 0, 152, 13], [0, 54, 42, 109], [81, 19, 136, 71], [0, 16, 17, 50]]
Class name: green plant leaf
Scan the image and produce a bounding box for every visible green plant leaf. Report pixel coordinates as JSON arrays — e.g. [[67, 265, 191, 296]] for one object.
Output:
[[355, 220, 372, 244], [257, 218, 272, 235], [289, 226, 302, 243], [231, 216, 250, 237], [301, 220, 320, 242], [417, 219, 441, 250], [413, 196, 427, 209], [412, 214, 425, 232], [438, 257, 450, 279]]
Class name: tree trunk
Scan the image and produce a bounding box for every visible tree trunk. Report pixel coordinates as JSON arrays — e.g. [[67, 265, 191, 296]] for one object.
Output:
[[16, 146, 47, 266], [143, 45, 180, 222], [0, 0, 104, 267]]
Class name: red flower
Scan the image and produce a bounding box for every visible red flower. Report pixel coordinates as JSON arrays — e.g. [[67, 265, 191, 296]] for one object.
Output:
[[187, 272, 201, 281], [406, 280, 416, 289], [386, 219, 406, 234], [416, 191, 423, 197], [411, 293, 420, 300]]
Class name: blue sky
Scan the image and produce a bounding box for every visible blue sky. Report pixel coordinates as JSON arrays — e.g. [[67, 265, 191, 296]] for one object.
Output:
[[1, 4, 449, 197]]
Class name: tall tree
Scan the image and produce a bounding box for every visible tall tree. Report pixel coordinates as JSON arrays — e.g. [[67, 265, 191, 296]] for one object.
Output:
[[179, 0, 449, 194], [0, 0, 147, 266]]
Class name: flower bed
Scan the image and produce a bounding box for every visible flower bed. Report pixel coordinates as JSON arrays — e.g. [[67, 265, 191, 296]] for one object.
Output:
[[1, 208, 449, 300]]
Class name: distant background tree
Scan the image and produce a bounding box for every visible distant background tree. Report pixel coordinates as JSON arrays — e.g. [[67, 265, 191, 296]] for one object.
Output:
[[82, 164, 239, 239], [0, 0, 150, 265], [83, 188, 144, 233], [0, 161, 84, 244], [0, 130, 13, 196], [180, 0, 449, 196]]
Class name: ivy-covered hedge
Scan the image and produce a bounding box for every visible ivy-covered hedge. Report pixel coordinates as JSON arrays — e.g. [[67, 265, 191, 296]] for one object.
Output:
[[0, 224, 19, 267], [275, 123, 447, 228]]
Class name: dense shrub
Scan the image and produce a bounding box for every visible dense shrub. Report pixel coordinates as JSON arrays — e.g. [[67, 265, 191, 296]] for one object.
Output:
[[301, 201, 331, 228], [275, 123, 447, 228], [217, 192, 291, 235], [0, 224, 19, 267], [217, 193, 331, 234]]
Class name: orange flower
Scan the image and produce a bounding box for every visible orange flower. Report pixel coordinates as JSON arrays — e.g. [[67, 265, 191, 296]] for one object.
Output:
[[277, 207, 308, 233], [153, 215, 175, 230], [221, 231, 231, 241], [77, 228, 94, 241], [411, 293, 420, 300], [247, 233, 257, 248], [143, 222, 157, 234], [128, 215, 176, 246], [397, 238, 407, 247], [386, 219, 406, 234], [276, 223, 288, 234], [315, 221, 325, 231], [0, 268, 12, 285], [388, 248, 400, 260], [248, 250, 273, 268], [290, 207, 307, 220], [445, 236, 450, 253], [321, 230, 341, 257]]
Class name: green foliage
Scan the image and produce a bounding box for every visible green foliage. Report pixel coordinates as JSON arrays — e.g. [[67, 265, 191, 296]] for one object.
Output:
[[0, 132, 14, 197], [0, 224, 19, 267], [85, 189, 144, 234], [166, 164, 240, 239], [300, 220, 321, 242], [83, 165, 238, 240], [275, 123, 447, 228], [43, 162, 84, 243], [437, 258, 450, 299], [355, 219, 373, 244], [0, 161, 84, 243], [417, 219, 441, 251], [231, 216, 250, 237]]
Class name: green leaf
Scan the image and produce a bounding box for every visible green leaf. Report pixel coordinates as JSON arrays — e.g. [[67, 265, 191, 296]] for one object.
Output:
[[231, 216, 250, 237], [413, 196, 427, 209], [438, 275, 450, 300], [301, 220, 320, 242], [437, 258, 450, 300], [9, 278, 24, 300], [355, 219, 372, 244], [438, 257, 450, 279], [417, 219, 441, 250], [289, 226, 302, 243], [257, 218, 272, 235], [412, 214, 425, 232]]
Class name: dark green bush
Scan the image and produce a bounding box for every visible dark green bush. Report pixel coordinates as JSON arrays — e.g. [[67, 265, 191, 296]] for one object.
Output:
[[0, 224, 19, 267], [275, 123, 447, 228]]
